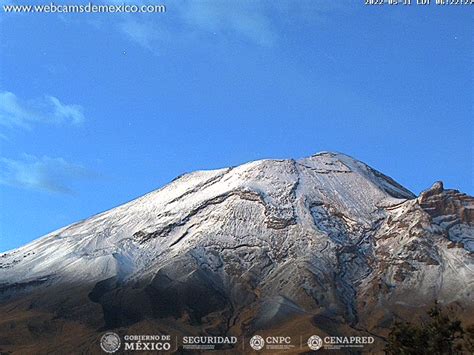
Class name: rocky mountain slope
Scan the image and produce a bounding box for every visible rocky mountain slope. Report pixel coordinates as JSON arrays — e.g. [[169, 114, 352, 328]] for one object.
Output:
[[0, 152, 472, 353]]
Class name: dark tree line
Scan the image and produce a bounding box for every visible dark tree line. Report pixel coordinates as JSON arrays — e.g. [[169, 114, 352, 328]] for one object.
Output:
[[385, 301, 474, 354]]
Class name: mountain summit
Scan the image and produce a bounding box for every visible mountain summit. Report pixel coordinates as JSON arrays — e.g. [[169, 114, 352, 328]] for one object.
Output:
[[0, 152, 472, 353]]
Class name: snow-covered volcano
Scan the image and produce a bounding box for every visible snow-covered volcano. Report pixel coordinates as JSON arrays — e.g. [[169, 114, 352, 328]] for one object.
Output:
[[0, 152, 473, 353]]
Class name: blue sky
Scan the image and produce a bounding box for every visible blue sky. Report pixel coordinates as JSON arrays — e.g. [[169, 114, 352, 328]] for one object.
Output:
[[0, 1, 472, 251]]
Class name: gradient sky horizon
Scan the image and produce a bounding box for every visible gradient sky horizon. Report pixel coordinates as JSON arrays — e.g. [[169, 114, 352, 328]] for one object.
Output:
[[0, 1, 472, 252]]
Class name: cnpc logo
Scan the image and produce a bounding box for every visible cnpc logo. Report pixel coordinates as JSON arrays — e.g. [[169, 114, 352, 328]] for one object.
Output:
[[249, 335, 265, 350], [249, 335, 293, 350]]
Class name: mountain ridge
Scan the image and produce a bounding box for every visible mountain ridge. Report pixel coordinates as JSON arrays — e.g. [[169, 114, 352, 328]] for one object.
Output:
[[0, 151, 472, 354]]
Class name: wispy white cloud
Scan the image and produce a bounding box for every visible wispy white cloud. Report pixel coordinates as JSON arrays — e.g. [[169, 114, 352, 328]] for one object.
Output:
[[119, 20, 164, 50], [118, 0, 278, 52], [117, 0, 345, 53], [0, 154, 92, 194], [179, 1, 276, 47], [0, 91, 85, 130], [48, 96, 84, 125]]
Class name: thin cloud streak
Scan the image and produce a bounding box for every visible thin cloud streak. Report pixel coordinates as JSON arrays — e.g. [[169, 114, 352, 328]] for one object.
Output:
[[180, 0, 277, 47], [119, 20, 164, 50], [0, 91, 85, 130], [119, 0, 278, 52], [0, 154, 92, 194], [117, 0, 347, 53]]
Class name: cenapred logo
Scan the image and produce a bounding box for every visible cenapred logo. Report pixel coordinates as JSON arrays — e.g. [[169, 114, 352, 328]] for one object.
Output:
[[249, 335, 265, 350], [100, 332, 121, 353], [307, 335, 323, 351]]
